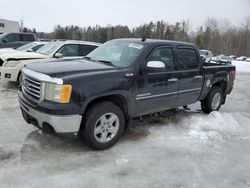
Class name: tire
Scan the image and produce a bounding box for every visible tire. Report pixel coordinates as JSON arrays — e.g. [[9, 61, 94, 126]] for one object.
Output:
[[80, 101, 125, 150], [201, 86, 223, 114]]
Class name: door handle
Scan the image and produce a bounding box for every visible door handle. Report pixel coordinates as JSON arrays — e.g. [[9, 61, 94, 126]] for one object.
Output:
[[168, 78, 178, 82], [194, 75, 202, 79]]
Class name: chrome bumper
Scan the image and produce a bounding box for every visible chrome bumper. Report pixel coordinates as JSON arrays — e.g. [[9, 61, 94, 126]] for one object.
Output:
[[19, 99, 82, 133]]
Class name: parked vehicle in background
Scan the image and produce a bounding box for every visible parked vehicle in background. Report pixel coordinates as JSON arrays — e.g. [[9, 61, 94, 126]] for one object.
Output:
[[38, 38, 51, 42], [0, 33, 37, 49], [0, 41, 47, 55], [0, 40, 101, 83], [211, 54, 224, 62], [229, 55, 237, 60], [246, 57, 250, 62], [236, 56, 247, 61], [211, 54, 225, 62], [18, 38, 236, 150], [199, 49, 213, 62], [218, 55, 233, 64]]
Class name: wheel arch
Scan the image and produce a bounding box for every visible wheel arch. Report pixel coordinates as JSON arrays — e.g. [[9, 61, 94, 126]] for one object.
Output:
[[82, 94, 130, 121]]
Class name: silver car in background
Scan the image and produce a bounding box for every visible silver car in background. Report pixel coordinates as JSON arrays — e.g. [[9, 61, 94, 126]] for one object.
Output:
[[199, 49, 213, 62]]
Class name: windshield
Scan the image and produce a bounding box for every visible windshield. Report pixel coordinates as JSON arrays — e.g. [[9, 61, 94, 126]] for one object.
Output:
[[86, 40, 145, 67], [16, 42, 36, 51], [36, 41, 63, 55], [199, 50, 208, 56]]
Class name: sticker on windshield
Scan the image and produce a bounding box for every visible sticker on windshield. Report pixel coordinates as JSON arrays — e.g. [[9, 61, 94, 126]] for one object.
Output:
[[129, 43, 143, 50]]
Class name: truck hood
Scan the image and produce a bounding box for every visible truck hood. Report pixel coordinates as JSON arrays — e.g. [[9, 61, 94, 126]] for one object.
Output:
[[0, 51, 47, 61], [25, 59, 116, 78], [0, 48, 15, 55]]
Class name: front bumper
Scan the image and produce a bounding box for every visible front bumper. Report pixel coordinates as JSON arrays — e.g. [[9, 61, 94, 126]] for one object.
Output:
[[0, 67, 19, 82], [18, 92, 82, 134]]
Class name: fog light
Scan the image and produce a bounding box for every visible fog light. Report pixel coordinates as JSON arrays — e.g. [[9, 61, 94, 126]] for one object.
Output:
[[5, 74, 11, 78]]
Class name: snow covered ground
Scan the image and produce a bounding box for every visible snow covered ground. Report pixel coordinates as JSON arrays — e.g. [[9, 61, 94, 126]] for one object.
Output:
[[0, 61, 250, 188], [232, 60, 250, 73]]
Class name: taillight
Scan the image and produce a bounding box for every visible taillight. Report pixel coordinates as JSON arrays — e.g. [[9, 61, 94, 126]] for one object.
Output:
[[230, 70, 236, 80]]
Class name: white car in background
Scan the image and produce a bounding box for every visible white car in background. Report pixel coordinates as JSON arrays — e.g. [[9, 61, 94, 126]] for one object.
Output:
[[246, 57, 250, 62], [0, 40, 101, 83], [0, 41, 47, 55], [211, 54, 224, 62], [199, 49, 213, 62], [236, 56, 247, 61]]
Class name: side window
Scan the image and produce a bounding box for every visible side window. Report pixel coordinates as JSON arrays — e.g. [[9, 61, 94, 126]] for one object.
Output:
[[177, 48, 199, 70], [57, 44, 79, 57], [22, 34, 35, 41], [79, 45, 98, 56], [147, 47, 174, 71], [3, 34, 20, 42]]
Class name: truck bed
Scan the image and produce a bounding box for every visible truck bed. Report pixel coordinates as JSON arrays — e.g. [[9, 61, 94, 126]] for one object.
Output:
[[199, 62, 236, 101]]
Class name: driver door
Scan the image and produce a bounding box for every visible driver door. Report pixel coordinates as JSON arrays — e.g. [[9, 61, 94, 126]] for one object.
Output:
[[134, 46, 179, 116]]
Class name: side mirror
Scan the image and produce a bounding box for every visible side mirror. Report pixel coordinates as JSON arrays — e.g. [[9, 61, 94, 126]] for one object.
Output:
[[146, 61, 166, 69], [27, 49, 34, 52], [2, 38, 8, 43], [54, 53, 63, 58]]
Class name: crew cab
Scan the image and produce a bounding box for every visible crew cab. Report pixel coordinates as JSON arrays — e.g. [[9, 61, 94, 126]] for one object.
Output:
[[0, 40, 100, 83], [18, 39, 236, 150]]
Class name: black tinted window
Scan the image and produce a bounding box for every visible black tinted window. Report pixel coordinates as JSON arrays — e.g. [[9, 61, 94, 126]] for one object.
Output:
[[177, 48, 199, 69], [4, 34, 20, 42], [148, 47, 174, 71], [79, 45, 98, 56], [21, 34, 35, 41]]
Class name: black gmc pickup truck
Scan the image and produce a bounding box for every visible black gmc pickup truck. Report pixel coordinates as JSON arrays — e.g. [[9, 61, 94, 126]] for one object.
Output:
[[18, 39, 236, 150]]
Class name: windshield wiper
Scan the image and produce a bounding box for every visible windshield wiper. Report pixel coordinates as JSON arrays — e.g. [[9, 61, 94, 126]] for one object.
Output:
[[82, 57, 115, 66], [82, 56, 92, 61], [95, 60, 114, 66]]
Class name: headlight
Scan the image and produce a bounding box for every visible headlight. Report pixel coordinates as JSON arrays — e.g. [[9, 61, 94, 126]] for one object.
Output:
[[5, 60, 20, 67], [45, 82, 72, 103]]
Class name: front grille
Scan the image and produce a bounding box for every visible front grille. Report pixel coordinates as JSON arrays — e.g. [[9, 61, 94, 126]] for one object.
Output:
[[0, 58, 3, 66], [22, 74, 42, 102]]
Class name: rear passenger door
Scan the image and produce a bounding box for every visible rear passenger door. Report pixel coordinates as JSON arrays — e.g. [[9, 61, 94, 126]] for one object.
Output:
[[134, 46, 179, 116], [79, 44, 98, 56], [175, 46, 203, 106], [1, 33, 21, 48], [19, 34, 35, 47]]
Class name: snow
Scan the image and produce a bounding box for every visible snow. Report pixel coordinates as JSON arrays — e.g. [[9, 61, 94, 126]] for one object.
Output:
[[232, 60, 250, 73], [0, 66, 250, 187]]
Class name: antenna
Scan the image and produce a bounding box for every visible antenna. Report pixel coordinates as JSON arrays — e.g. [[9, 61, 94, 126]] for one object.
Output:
[[141, 37, 146, 42]]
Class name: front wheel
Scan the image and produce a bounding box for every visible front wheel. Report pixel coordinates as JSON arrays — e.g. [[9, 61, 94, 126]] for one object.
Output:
[[201, 86, 223, 114], [80, 101, 125, 150]]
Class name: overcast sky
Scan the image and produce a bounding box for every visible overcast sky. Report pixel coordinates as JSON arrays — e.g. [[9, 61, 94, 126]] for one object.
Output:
[[1, 0, 250, 32]]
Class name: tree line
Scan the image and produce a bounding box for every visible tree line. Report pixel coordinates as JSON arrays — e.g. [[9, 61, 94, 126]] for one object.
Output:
[[35, 17, 250, 56]]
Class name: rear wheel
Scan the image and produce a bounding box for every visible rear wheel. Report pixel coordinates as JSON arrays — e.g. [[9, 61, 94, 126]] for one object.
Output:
[[80, 101, 125, 150], [201, 86, 223, 114]]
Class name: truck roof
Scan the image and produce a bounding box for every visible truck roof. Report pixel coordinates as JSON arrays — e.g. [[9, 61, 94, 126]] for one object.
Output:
[[52, 39, 102, 46], [114, 38, 196, 47]]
